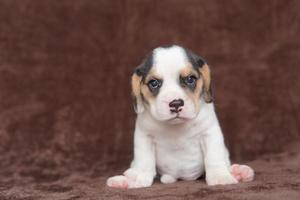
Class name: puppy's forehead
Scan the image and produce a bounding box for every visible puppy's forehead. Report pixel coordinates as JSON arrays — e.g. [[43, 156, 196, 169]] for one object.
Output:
[[153, 46, 188, 76]]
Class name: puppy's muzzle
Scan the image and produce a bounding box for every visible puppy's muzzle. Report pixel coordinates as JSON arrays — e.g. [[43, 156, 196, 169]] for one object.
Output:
[[169, 99, 184, 113]]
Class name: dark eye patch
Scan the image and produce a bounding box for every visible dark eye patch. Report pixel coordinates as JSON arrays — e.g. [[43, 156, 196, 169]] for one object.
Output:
[[147, 78, 162, 96], [180, 75, 198, 91]]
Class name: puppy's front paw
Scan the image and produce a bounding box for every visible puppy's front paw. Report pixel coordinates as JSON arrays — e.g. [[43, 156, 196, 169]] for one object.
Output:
[[124, 168, 153, 188], [106, 168, 153, 189], [206, 170, 238, 186], [106, 175, 129, 189], [230, 164, 255, 182]]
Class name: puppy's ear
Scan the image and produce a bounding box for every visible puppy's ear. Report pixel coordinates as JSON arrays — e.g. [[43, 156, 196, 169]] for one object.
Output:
[[131, 72, 144, 114], [186, 49, 213, 103], [199, 63, 213, 103]]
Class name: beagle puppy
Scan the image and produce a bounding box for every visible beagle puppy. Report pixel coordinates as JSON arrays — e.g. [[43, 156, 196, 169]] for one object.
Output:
[[107, 45, 254, 189]]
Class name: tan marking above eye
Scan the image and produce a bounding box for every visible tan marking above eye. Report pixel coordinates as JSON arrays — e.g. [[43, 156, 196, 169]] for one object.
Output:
[[180, 64, 199, 79], [140, 67, 160, 83]]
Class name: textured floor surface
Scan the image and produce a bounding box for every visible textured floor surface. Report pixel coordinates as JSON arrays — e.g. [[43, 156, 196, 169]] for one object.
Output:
[[0, 142, 299, 200]]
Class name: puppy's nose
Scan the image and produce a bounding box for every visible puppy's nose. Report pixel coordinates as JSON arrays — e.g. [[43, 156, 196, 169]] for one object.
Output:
[[169, 99, 184, 113]]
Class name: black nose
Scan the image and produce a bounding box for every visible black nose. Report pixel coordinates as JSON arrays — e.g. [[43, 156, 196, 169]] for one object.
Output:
[[169, 99, 184, 112]]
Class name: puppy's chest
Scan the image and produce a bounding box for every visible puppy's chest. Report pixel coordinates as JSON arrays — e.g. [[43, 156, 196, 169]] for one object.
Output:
[[154, 133, 204, 177], [152, 125, 203, 158], [154, 135, 200, 153]]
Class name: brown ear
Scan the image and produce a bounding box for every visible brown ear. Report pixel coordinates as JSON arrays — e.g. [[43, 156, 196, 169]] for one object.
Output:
[[199, 64, 213, 103], [131, 73, 144, 113]]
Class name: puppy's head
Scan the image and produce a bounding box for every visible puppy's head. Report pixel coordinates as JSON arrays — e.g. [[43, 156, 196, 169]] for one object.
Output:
[[131, 45, 212, 124]]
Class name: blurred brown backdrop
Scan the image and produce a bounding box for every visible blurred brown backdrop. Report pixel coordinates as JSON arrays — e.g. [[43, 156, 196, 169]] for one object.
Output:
[[0, 0, 299, 173]]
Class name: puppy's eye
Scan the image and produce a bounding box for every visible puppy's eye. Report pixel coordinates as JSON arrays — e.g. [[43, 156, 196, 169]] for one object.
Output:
[[185, 75, 197, 85], [148, 79, 161, 90]]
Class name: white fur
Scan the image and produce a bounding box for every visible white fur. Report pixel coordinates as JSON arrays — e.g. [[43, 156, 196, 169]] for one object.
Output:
[[150, 46, 198, 122], [107, 46, 239, 189]]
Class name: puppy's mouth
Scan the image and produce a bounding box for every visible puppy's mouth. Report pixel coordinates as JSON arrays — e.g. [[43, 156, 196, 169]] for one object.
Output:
[[167, 115, 189, 123]]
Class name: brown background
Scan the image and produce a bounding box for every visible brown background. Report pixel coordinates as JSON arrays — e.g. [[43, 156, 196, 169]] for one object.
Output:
[[0, 0, 300, 199]]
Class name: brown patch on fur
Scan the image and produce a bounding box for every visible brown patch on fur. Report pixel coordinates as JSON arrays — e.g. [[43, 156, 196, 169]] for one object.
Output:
[[131, 73, 142, 99], [198, 64, 213, 103], [131, 73, 143, 112], [185, 78, 204, 112], [180, 65, 193, 77], [140, 84, 153, 102], [180, 64, 196, 77]]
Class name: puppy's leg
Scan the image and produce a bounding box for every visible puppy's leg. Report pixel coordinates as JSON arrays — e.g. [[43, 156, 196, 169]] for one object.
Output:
[[107, 125, 156, 189], [201, 123, 238, 186], [230, 164, 255, 182]]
